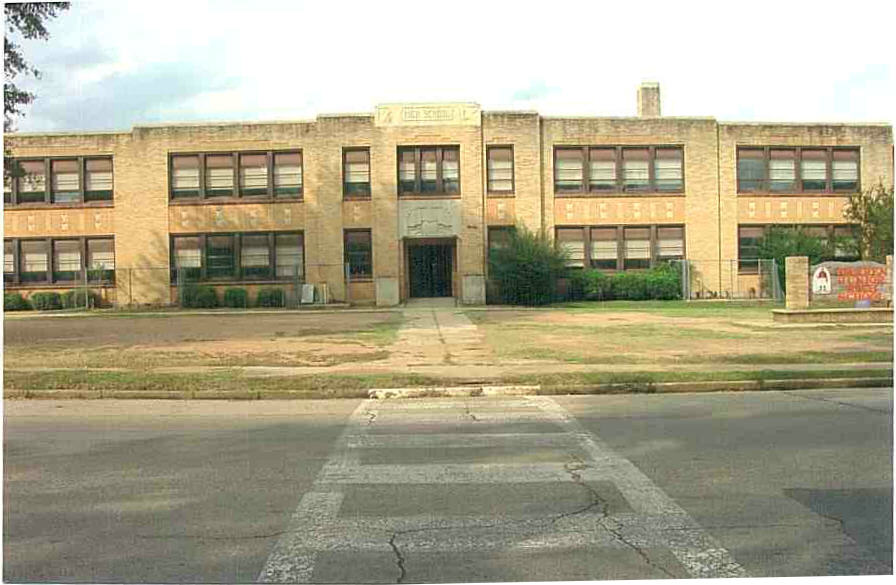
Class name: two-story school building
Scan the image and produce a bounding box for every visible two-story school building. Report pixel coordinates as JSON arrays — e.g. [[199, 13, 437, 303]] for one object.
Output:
[[3, 83, 893, 306]]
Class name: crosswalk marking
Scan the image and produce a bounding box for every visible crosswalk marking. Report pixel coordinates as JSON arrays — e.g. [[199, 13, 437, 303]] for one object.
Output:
[[257, 397, 749, 582]]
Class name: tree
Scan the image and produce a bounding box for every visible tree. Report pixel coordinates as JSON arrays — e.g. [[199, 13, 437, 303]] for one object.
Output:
[[757, 226, 832, 290], [4, 2, 69, 178], [843, 181, 894, 263], [488, 225, 568, 306]]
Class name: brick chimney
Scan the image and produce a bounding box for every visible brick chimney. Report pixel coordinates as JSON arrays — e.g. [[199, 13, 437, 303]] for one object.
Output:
[[637, 82, 661, 117]]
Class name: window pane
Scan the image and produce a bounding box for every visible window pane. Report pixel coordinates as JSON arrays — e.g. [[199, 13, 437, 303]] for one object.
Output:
[[52, 240, 81, 281], [590, 227, 617, 269], [274, 152, 302, 197], [241, 234, 271, 279], [738, 226, 764, 272], [51, 159, 80, 203], [801, 151, 827, 191], [555, 148, 584, 192], [344, 230, 372, 278], [768, 150, 796, 192], [20, 240, 48, 282], [87, 238, 115, 282], [488, 227, 514, 254], [4, 174, 12, 205], [623, 227, 651, 270], [657, 226, 684, 259], [420, 149, 438, 192], [206, 235, 235, 279], [442, 147, 459, 193], [17, 160, 46, 203], [398, 148, 416, 194], [85, 158, 113, 201], [205, 154, 234, 197], [4, 240, 15, 281], [622, 149, 649, 190], [171, 155, 200, 198], [487, 147, 513, 192], [832, 150, 858, 191], [240, 154, 269, 196], [557, 228, 585, 267], [589, 149, 616, 191], [738, 149, 765, 191], [344, 149, 370, 196], [275, 233, 304, 278], [654, 148, 683, 191], [172, 236, 201, 282]]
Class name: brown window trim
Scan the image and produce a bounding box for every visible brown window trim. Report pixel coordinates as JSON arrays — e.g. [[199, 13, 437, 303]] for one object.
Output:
[[486, 145, 515, 196], [5, 156, 114, 207], [396, 145, 461, 197], [736, 146, 861, 195], [3, 236, 115, 286], [553, 224, 686, 271], [169, 150, 303, 202], [343, 147, 371, 200], [553, 146, 685, 196], [344, 228, 373, 279], [169, 230, 304, 284]]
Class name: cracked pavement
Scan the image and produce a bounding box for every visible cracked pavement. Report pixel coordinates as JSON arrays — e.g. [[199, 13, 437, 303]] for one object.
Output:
[[4, 388, 892, 583]]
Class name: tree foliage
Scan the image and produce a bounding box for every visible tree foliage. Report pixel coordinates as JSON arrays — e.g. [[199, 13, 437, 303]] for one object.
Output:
[[488, 225, 568, 306], [4, 2, 69, 132], [757, 226, 832, 290], [843, 182, 894, 263]]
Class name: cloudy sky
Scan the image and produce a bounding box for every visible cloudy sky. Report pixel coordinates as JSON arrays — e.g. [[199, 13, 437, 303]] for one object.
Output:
[[7, 0, 894, 133]]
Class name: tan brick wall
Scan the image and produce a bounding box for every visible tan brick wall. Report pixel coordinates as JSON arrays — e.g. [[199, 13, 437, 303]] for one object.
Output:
[[785, 256, 810, 310]]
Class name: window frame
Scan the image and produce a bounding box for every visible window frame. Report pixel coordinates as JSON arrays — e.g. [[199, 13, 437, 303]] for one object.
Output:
[[736, 147, 860, 195], [486, 145, 515, 196], [4, 156, 114, 207], [343, 229, 373, 279], [168, 150, 302, 202], [396, 145, 461, 197], [554, 224, 686, 271], [169, 231, 304, 284], [553, 146, 685, 195], [342, 147, 371, 200], [3, 236, 115, 286]]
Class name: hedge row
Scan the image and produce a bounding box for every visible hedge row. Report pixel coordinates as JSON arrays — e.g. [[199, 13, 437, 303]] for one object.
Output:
[[566, 263, 682, 301], [180, 286, 287, 308], [4, 289, 103, 311]]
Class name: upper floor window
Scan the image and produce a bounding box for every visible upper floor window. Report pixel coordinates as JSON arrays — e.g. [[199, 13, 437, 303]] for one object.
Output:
[[737, 147, 859, 194], [486, 146, 514, 194], [554, 146, 684, 194], [397, 146, 460, 196], [343, 148, 371, 198], [169, 151, 302, 201], [5, 157, 113, 206]]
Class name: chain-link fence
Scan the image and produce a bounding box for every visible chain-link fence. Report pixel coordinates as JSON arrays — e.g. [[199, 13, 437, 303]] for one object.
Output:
[[672, 259, 783, 301]]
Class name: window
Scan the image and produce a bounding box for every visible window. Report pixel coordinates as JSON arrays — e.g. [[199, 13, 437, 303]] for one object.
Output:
[[19, 240, 49, 283], [396, 146, 460, 196], [487, 226, 515, 259], [556, 228, 586, 268], [172, 236, 202, 282], [171, 155, 201, 199], [205, 154, 234, 197], [623, 227, 651, 269], [555, 146, 684, 194], [589, 149, 616, 191], [241, 234, 271, 279], [590, 228, 618, 270], [622, 149, 650, 191], [344, 230, 372, 278], [654, 149, 683, 192], [84, 158, 113, 201], [4, 240, 15, 284], [737, 226, 764, 273], [17, 160, 47, 203], [487, 146, 514, 194], [51, 159, 80, 203], [737, 147, 860, 193], [53, 239, 81, 282], [87, 238, 115, 282], [275, 233, 304, 279], [274, 152, 302, 197], [343, 149, 370, 198], [768, 149, 796, 192], [206, 235, 235, 279], [240, 154, 268, 197], [4, 175, 12, 205], [656, 226, 685, 260], [554, 148, 584, 192]]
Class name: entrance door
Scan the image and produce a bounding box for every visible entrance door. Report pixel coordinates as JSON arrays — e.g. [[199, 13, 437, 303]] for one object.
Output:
[[409, 244, 453, 298]]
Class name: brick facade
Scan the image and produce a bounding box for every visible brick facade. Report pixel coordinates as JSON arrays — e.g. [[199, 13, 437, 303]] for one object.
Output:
[[4, 84, 893, 306]]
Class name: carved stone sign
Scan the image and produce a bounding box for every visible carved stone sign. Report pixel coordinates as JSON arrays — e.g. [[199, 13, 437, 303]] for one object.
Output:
[[375, 103, 480, 127], [810, 261, 889, 302], [398, 200, 461, 238]]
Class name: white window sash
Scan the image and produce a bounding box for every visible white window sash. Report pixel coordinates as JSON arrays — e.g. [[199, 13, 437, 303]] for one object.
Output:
[[769, 160, 795, 180], [276, 246, 304, 277], [4, 254, 14, 273], [24, 253, 48, 272], [56, 251, 82, 271], [624, 240, 650, 259], [19, 174, 46, 192], [173, 168, 200, 189], [657, 239, 684, 257], [241, 166, 268, 188], [561, 241, 585, 267], [241, 247, 270, 267], [274, 165, 302, 187], [832, 161, 858, 180], [86, 171, 113, 191], [176, 249, 201, 268], [592, 241, 618, 260], [88, 251, 115, 270], [801, 160, 826, 180], [206, 168, 234, 188], [53, 172, 79, 192]]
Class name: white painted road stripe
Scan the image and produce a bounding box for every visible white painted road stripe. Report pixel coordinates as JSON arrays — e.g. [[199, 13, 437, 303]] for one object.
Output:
[[345, 432, 575, 449], [316, 461, 610, 484]]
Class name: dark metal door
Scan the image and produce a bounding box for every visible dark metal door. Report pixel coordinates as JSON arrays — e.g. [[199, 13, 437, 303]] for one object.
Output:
[[409, 244, 452, 298]]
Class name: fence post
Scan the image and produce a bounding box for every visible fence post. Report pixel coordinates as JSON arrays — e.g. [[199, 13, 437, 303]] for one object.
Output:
[[345, 262, 351, 306]]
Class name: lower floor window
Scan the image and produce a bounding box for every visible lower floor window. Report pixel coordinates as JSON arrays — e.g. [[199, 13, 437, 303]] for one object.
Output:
[[4, 237, 114, 285], [171, 231, 304, 283], [344, 230, 372, 278], [553, 224, 686, 271], [737, 223, 859, 273]]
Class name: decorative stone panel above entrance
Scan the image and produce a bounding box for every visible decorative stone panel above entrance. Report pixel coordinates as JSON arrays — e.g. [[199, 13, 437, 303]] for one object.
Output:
[[399, 199, 462, 238]]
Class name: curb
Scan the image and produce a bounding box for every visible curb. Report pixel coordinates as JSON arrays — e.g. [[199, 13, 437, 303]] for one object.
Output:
[[6, 377, 891, 400]]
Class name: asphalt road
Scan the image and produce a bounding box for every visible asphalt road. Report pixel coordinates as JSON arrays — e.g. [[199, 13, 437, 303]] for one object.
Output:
[[3, 388, 892, 583]]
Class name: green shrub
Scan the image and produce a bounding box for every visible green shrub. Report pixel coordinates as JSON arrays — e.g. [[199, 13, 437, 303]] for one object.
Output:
[[611, 271, 649, 300], [488, 226, 568, 306], [62, 288, 100, 309], [580, 270, 614, 301], [223, 287, 248, 308], [757, 226, 832, 290], [256, 287, 285, 308], [4, 293, 32, 311], [181, 284, 218, 308], [564, 264, 682, 302], [643, 262, 682, 300], [30, 292, 63, 311]]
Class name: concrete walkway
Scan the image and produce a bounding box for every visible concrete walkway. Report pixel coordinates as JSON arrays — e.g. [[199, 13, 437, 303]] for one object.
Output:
[[391, 298, 493, 365]]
